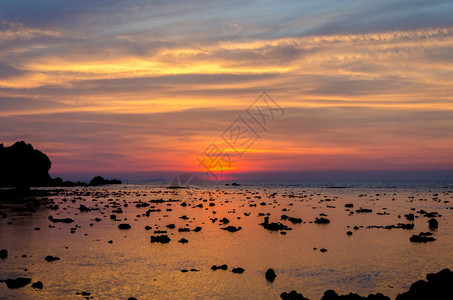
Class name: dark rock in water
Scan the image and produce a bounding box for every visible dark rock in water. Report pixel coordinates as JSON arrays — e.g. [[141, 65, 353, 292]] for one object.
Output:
[[78, 205, 92, 212], [4, 277, 32, 289], [89, 176, 122, 186], [150, 235, 170, 243], [345, 203, 354, 208], [288, 217, 302, 224], [128, 298, 137, 300], [0, 249, 7, 259], [396, 223, 414, 230], [45, 255, 60, 262], [31, 281, 43, 289], [145, 226, 152, 230], [231, 182, 240, 186], [48, 216, 74, 223], [260, 219, 291, 231], [356, 208, 373, 213], [265, 268, 277, 282], [166, 224, 176, 229], [367, 223, 414, 230], [346, 231, 353, 236], [396, 268, 453, 300], [232, 267, 245, 274], [76, 291, 91, 296], [118, 223, 131, 230], [0, 141, 51, 188], [178, 238, 189, 243], [219, 217, 230, 224], [314, 217, 330, 224], [405, 213, 415, 221], [220, 226, 242, 232], [181, 269, 188, 273], [410, 232, 436, 243], [211, 264, 228, 271], [428, 218, 438, 229], [280, 290, 309, 300], [320, 248, 328, 252], [193, 226, 202, 232], [321, 289, 389, 299]]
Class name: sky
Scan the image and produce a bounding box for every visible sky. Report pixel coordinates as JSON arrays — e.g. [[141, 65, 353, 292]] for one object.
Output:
[[1, 0, 453, 182]]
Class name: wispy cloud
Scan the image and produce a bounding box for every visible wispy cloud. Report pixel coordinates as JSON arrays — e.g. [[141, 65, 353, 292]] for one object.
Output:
[[1, 0, 452, 176]]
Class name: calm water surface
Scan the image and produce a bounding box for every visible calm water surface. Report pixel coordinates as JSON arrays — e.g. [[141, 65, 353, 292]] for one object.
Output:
[[1, 182, 453, 299]]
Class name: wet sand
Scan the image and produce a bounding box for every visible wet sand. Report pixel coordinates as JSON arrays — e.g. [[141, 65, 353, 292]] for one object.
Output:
[[1, 184, 452, 299]]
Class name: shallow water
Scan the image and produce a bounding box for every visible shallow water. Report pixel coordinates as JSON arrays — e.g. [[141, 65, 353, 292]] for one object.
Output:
[[1, 183, 453, 299]]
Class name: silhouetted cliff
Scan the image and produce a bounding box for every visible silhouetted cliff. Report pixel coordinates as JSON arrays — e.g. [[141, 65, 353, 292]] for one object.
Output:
[[0, 141, 122, 189], [0, 141, 51, 188]]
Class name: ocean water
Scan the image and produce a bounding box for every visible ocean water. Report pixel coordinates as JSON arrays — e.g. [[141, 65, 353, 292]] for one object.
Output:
[[1, 181, 452, 299]]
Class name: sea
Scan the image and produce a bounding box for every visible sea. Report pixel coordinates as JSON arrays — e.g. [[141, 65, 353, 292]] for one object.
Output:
[[1, 180, 452, 299]]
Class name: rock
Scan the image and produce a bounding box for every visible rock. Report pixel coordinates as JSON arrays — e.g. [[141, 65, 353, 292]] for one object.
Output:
[[178, 238, 189, 243], [4, 277, 32, 289], [405, 213, 415, 221], [45, 255, 60, 262], [356, 208, 373, 213], [314, 217, 330, 224], [0, 141, 52, 188], [118, 223, 131, 230], [49, 216, 74, 223], [232, 267, 245, 274], [288, 217, 302, 224], [396, 269, 453, 300], [280, 290, 309, 300], [410, 232, 436, 243], [345, 203, 354, 208], [260, 220, 291, 231], [145, 226, 152, 230], [211, 264, 228, 270], [265, 269, 277, 282], [89, 176, 122, 186], [78, 205, 91, 212], [31, 281, 43, 289], [150, 235, 171, 243], [220, 226, 242, 232], [0, 249, 7, 259], [219, 217, 230, 224], [346, 231, 353, 236], [321, 289, 390, 299], [320, 248, 328, 252], [428, 218, 438, 229]]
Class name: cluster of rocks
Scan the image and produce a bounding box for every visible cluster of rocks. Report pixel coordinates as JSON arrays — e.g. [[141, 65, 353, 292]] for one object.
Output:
[[279, 269, 453, 300]]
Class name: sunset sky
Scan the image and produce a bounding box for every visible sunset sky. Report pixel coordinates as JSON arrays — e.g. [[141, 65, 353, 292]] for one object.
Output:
[[1, 1, 453, 181]]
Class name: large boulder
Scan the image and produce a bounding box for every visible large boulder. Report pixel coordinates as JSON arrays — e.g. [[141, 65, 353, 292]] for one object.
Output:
[[0, 141, 51, 188]]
